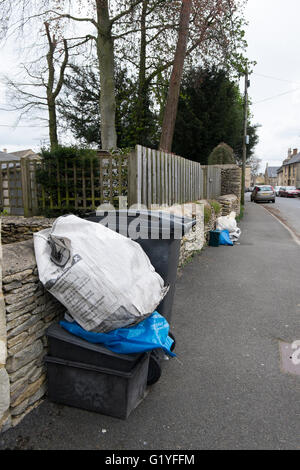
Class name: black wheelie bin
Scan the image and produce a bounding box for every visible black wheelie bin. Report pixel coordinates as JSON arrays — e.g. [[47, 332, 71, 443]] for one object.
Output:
[[84, 208, 195, 384]]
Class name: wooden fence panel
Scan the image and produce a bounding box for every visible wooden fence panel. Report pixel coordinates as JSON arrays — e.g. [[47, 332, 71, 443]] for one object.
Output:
[[129, 145, 218, 207], [128, 145, 226, 207], [206, 165, 221, 200]]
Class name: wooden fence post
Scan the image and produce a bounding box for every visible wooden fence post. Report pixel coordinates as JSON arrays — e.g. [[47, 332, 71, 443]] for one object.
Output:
[[128, 147, 138, 207], [20, 158, 31, 217], [30, 161, 39, 216], [202, 166, 207, 200]]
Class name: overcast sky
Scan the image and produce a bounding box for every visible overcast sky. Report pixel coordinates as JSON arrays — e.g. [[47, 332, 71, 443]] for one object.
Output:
[[1, 0, 300, 173], [244, 0, 300, 172]]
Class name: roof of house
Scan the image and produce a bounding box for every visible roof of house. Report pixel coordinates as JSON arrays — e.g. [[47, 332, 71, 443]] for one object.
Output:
[[0, 149, 40, 162], [283, 153, 300, 166], [8, 149, 36, 158], [266, 166, 280, 178], [0, 151, 20, 161]]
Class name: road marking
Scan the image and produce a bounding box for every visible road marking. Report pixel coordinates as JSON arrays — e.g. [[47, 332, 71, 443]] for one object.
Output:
[[261, 204, 300, 247]]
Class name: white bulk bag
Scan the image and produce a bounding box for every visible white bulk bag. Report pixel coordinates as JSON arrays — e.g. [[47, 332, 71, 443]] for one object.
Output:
[[33, 214, 168, 333], [216, 211, 237, 233], [229, 227, 242, 242]]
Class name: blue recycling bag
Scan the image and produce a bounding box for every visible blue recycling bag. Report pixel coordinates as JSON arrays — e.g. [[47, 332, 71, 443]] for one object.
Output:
[[219, 229, 233, 246], [60, 311, 176, 357]]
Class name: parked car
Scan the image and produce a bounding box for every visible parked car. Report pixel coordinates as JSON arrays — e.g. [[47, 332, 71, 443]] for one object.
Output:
[[274, 186, 281, 196], [278, 186, 300, 197], [251, 185, 276, 203]]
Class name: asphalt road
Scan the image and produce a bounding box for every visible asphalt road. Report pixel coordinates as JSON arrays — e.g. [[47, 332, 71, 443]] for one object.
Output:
[[0, 200, 299, 450], [259, 193, 300, 237]]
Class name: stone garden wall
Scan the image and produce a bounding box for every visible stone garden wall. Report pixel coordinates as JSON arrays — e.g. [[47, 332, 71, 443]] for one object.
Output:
[[217, 194, 240, 217], [152, 200, 223, 268], [0, 238, 65, 432], [1, 217, 54, 245], [220, 165, 242, 204]]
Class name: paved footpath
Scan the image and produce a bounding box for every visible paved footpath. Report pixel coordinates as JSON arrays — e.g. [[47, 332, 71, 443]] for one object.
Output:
[[0, 201, 299, 450]]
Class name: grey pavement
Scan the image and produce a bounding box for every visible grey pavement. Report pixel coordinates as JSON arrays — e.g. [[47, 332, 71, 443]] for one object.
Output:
[[0, 200, 299, 450]]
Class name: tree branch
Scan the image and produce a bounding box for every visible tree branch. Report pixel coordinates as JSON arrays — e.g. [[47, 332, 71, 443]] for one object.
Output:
[[45, 10, 98, 28], [53, 38, 68, 100], [110, 0, 144, 25]]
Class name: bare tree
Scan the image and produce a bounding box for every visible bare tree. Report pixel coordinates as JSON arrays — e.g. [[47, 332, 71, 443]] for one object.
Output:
[[248, 155, 262, 184], [44, 21, 68, 147], [47, 0, 147, 150], [2, 20, 91, 149]]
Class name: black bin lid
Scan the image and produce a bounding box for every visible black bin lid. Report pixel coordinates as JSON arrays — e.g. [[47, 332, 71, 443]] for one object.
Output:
[[92, 209, 196, 237], [46, 323, 142, 363]]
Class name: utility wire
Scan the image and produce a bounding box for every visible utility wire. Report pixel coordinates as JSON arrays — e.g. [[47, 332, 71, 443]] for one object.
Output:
[[253, 72, 300, 85], [0, 124, 46, 127], [253, 87, 300, 105]]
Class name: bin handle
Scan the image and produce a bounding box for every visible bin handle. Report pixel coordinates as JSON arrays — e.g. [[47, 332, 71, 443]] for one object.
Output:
[[162, 283, 170, 298]]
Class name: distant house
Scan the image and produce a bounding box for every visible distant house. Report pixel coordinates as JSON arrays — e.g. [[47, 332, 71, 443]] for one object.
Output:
[[277, 166, 283, 186], [264, 164, 280, 186], [280, 148, 300, 187], [0, 151, 20, 162], [8, 149, 40, 160], [0, 149, 40, 163]]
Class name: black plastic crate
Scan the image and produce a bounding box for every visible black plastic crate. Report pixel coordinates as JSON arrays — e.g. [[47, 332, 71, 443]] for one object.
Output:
[[44, 352, 150, 420], [46, 323, 143, 373], [209, 230, 221, 247]]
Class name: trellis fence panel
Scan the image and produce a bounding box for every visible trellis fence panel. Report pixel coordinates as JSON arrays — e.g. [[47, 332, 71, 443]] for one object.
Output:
[[0, 159, 42, 216], [37, 151, 128, 214], [0, 161, 22, 215], [0, 152, 129, 217]]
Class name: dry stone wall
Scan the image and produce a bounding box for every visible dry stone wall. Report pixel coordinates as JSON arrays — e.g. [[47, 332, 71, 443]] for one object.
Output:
[[151, 200, 222, 268], [0, 238, 65, 431], [1, 217, 54, 245], [220, 165, 242, 202], [218, 194, 240, 216]]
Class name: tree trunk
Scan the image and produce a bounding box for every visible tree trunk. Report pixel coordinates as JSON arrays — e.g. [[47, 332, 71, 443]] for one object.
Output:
[[45, 23, 59, 150], [96, 0, 117, 150], [159, 0, 192, 152], [135, 0, 148, 144], [48, 100, 58, 148]]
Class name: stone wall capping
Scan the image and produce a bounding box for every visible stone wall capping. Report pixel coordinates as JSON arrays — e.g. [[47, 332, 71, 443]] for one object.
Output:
[[1, 217, 54, 245]]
